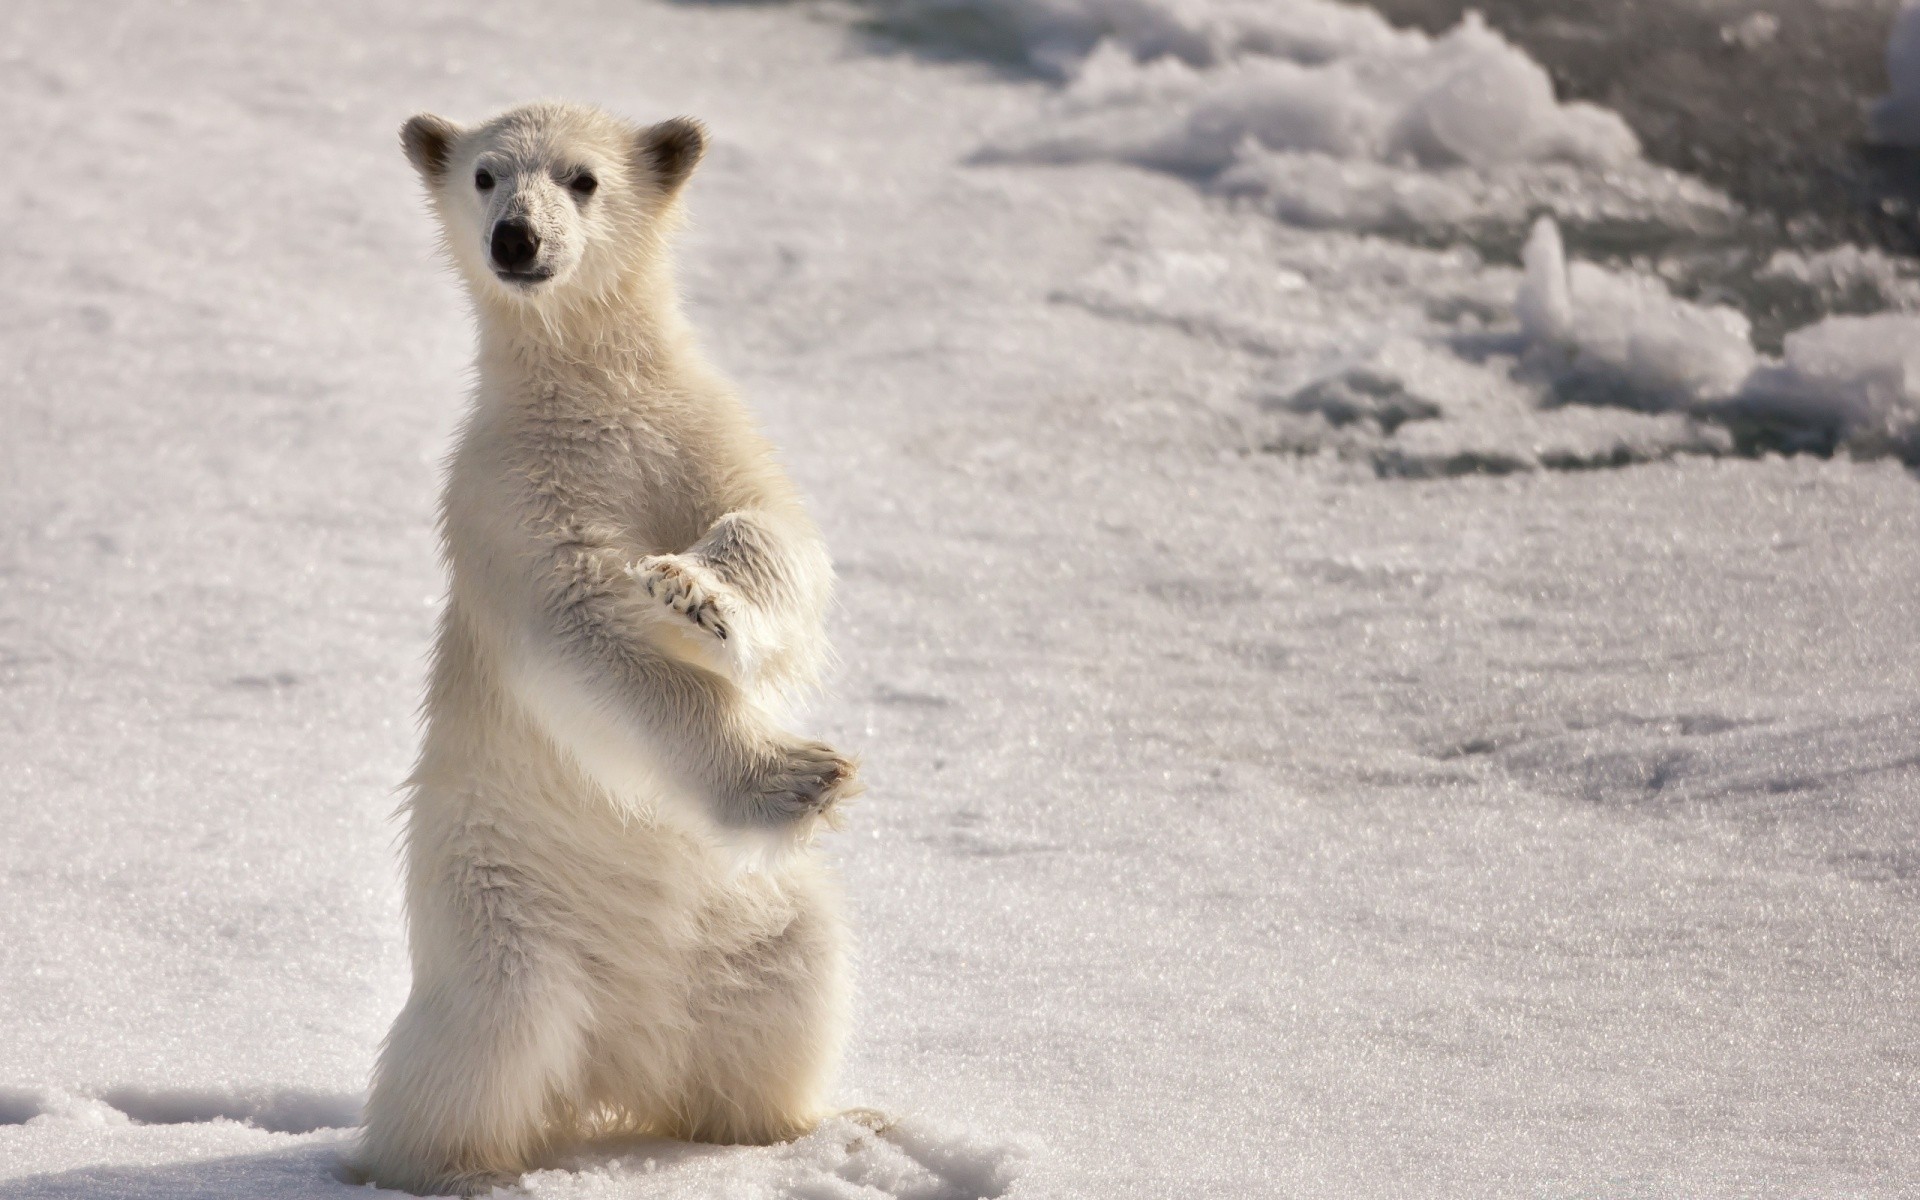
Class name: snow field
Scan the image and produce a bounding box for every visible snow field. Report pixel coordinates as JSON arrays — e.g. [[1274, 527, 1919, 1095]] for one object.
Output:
[[3, 0, 1920, 1196]]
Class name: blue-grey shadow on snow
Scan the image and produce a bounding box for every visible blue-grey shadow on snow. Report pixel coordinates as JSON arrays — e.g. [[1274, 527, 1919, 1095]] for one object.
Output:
[[97, 1087, 361, 1136], [0, 1089, 45, 1126], [0, 1092, 368, 1200], [0, 1142, 375, 1200], [0, 1120, 1024, 1200]]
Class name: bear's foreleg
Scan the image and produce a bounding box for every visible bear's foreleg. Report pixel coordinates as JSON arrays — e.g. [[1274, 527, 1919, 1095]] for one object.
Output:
[[630, 552, 740, 647], [629, 508, 830, 684], [536, 534, 855, 831]]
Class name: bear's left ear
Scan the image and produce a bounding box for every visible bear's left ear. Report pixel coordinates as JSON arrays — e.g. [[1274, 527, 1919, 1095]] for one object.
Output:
[[636, 117, 707, 195], [401, 113, 463, 182]]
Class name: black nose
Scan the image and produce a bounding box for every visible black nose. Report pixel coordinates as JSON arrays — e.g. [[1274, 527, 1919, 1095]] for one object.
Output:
[[490, 220, 540, 272]]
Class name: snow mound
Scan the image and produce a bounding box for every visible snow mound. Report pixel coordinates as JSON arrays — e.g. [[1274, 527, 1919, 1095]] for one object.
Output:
[[525, 1116, 1030, 1200], [1263, 350, 1735, 479], [935, 0, 1730, 237], [1869, 0, 1920, 144]]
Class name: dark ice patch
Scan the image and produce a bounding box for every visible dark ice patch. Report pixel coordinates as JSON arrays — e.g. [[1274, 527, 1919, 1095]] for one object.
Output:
[[1265, 369, 1443, 435]]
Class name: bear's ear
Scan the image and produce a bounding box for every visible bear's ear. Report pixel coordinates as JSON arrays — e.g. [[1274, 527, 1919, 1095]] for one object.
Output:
[[636, 117, 707, 195], [401, 113, 462, 182]]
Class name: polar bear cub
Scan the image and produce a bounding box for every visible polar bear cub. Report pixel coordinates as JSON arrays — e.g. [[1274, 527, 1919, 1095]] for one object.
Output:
[[354, 102, 861, 1195]]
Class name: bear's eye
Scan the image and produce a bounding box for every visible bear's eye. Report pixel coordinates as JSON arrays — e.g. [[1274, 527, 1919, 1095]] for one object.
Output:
[[474, 169, 495, 191], [568, 173, 598, 198]]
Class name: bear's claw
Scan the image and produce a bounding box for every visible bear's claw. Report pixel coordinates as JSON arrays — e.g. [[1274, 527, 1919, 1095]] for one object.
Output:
[[753, 738, 861, 824], [632, 554, 734, 643]]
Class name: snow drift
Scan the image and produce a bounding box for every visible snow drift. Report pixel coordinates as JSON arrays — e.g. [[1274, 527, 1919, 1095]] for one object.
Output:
[[893, 0, 1730, 237]]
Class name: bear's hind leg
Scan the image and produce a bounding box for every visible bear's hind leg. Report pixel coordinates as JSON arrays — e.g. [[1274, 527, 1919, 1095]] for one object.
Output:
[[355, 958, 591, 1195], [669, 887, 849, 1145]]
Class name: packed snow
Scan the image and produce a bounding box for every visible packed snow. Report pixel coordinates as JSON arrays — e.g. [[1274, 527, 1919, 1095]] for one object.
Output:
[[4, 0, 1920, 1197]]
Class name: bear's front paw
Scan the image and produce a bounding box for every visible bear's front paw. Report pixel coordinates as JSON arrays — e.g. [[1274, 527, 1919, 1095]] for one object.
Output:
[[749, 738, 861, 825], [631, 554, 735, 643]]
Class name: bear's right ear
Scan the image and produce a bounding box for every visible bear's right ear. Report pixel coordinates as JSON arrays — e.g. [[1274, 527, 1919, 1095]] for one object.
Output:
[[636, 117, 707, 195], [401, 113, 462, 182]]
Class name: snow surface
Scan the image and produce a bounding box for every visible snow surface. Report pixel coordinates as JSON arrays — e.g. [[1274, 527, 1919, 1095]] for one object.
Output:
[[3, 0, 1920, 1197]]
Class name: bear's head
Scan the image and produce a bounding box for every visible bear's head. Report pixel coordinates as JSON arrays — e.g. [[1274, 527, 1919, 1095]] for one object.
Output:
[[400, 101, 704, 305]]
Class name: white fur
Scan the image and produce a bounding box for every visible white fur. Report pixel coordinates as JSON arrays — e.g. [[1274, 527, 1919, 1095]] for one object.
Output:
[[355, 102, 859, 1196]]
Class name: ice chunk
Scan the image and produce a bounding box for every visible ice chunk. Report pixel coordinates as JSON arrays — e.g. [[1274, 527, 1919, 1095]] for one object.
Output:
[[1725, 314, 1920, 457], [1386, 17, 1637, 170], [1515, 221, 1920, 458], [1869, 0, 1920, 144], [1516, 216, 1572, 342], [1515, 218, 1756, 409]]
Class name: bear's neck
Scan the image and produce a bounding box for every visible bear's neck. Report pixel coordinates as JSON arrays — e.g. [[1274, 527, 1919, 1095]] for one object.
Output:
[[472, 264, 697, 402]]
